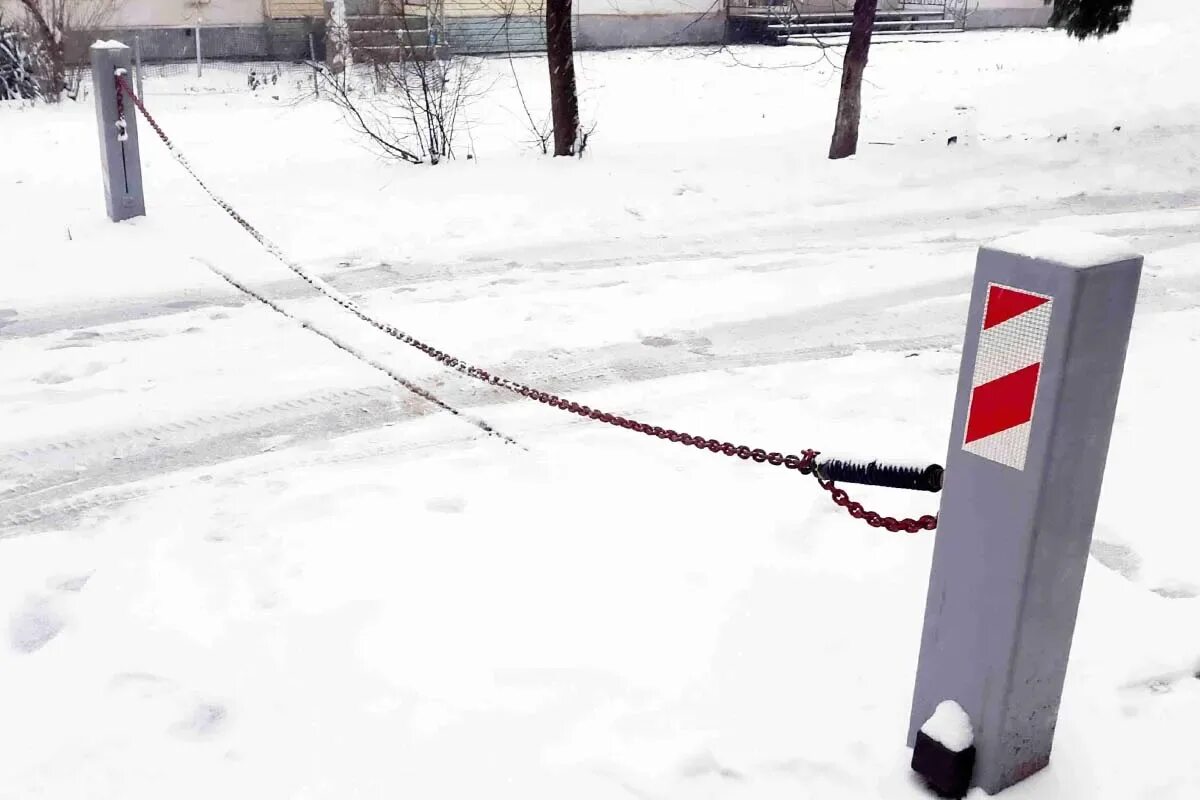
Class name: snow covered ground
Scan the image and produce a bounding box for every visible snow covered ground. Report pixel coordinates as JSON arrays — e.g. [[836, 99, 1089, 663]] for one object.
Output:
[[2, 1, 1199, 797]]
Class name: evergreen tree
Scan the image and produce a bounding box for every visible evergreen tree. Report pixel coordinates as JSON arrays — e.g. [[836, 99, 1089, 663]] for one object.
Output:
[[1051, 0, 1134, 40], [0, 22, 42, 101]]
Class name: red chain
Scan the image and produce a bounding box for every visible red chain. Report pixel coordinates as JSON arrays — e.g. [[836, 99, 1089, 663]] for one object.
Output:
[[818, 479, 938, 533], [113, 74, 938, 534]]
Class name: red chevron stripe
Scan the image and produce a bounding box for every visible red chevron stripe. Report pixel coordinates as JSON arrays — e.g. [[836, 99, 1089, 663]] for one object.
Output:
[[983, 285, 1050, 330], [964, 363, 1041, 444]]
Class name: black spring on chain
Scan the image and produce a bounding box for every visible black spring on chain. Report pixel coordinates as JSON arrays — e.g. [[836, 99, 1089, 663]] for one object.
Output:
[[816, 457, 944, 493]]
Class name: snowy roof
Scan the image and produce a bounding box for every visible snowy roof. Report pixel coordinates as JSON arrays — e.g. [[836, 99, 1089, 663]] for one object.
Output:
[[90, 40, 130, 50], [986, 228, 1139, 269]]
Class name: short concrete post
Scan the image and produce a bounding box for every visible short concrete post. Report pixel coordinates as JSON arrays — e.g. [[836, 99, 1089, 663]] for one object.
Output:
[[90, 41, 145, 222], [133, 34, 144, 99], [195, 20, 203, 78], [908, 231, 1142, 795]]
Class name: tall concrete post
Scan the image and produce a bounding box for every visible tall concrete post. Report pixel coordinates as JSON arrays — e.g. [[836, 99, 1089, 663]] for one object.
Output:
[[908, 230, 1142, 795], [91, 41, 145, 222]]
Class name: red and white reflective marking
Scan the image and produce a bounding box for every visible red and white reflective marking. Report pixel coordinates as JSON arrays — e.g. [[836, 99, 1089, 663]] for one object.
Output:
[[962, 284, 1053, 470]]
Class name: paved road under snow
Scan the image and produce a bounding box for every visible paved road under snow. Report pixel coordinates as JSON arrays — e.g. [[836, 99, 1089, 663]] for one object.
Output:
[[4, 195, 1200, 533]]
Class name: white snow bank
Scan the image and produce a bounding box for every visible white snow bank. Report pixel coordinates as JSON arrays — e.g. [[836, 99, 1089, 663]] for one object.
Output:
[[921, 700, 974, 753], [987, 229, 1139, 269]]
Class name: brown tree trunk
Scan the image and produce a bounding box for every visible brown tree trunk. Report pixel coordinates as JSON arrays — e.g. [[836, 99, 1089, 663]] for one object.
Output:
[[545, 0, 579, 157], [828, 0, 879, 160], [19, 0, 65, 101]]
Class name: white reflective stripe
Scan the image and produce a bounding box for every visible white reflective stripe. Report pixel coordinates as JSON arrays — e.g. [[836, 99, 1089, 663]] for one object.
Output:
[[971, 287, 1053, 387], [963, 420, 1033, 471]]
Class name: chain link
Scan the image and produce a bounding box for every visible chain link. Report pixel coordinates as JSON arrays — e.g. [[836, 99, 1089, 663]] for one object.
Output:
[[114, 74, 938, 534], [818, 478, 939, 533], [114, 73, 128, 142]]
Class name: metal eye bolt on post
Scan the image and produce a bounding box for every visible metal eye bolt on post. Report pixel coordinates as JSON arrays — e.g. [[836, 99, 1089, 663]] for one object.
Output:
[[908, 231, 1142, 797], [90, 40, 145, 223]]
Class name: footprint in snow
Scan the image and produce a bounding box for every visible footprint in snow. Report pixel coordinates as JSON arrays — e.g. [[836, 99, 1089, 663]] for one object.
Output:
[[8, 595, 66, 654], [32, 361, 110, 385], [1090, 539, 1141, 581], [172, 702, 229, 739], [678, 751, 743, 781], [1150, 582, 1198, 600], [52, 573, 91, 593], [426, 495, 466, 514]]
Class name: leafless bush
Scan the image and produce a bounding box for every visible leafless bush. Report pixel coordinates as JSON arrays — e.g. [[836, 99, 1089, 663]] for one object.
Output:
[[316, 55, 483, 165], [504, 52, 551, 155]]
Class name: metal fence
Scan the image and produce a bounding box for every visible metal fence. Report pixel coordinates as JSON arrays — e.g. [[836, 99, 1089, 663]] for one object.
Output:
[[65, 20, 326, 66]]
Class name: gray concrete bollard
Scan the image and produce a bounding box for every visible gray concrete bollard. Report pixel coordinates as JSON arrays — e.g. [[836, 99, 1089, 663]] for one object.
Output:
[[908, 230, 1142, 794], [90, 41, 145, 222]]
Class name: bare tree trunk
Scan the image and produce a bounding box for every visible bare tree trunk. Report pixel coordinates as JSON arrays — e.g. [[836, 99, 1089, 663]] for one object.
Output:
[[828, 0, 878, 160], [19, 0, 64, 101], [545, 0, 579, 157]]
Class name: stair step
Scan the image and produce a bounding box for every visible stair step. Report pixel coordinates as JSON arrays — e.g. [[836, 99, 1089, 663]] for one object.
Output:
[[350, 29, 430, 47], [780, 18, 956, 29], [345, 0, 427, 13], [733, 8, 947, 20], [785, 27, 963, 45], [347, 14, 428, 32], [768, 18, 956, 31], [351, 43, 449, 62]]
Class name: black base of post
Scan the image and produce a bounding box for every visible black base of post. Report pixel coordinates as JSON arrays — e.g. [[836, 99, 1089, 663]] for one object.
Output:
[[912, 730, 976, 799]]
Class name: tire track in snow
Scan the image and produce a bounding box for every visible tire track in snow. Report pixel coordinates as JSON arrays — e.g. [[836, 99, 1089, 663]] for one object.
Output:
[[0, 277, 967, 534], [7, 194, 1199, 341], [5, 251, 1199, 534], [1, 385, 385, 468], [0, 333, 947, 535]]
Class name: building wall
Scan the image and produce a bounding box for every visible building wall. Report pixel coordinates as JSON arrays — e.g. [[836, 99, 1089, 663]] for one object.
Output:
[[575, 12, 724, 49], [965, 0, 1052, 29], [16, 0, 330, 63], [108, 0, 266, 27], [0, 1, 327, 29], [71, 18, 323, 62], [266, 0, 327, 18], [439, 0, 724, 51], [574, 0, 723, 48], [4, 0, 1056, 61]]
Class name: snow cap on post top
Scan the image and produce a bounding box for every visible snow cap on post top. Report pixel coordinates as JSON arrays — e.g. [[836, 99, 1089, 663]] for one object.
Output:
[[987, 228, 1138, 270]]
